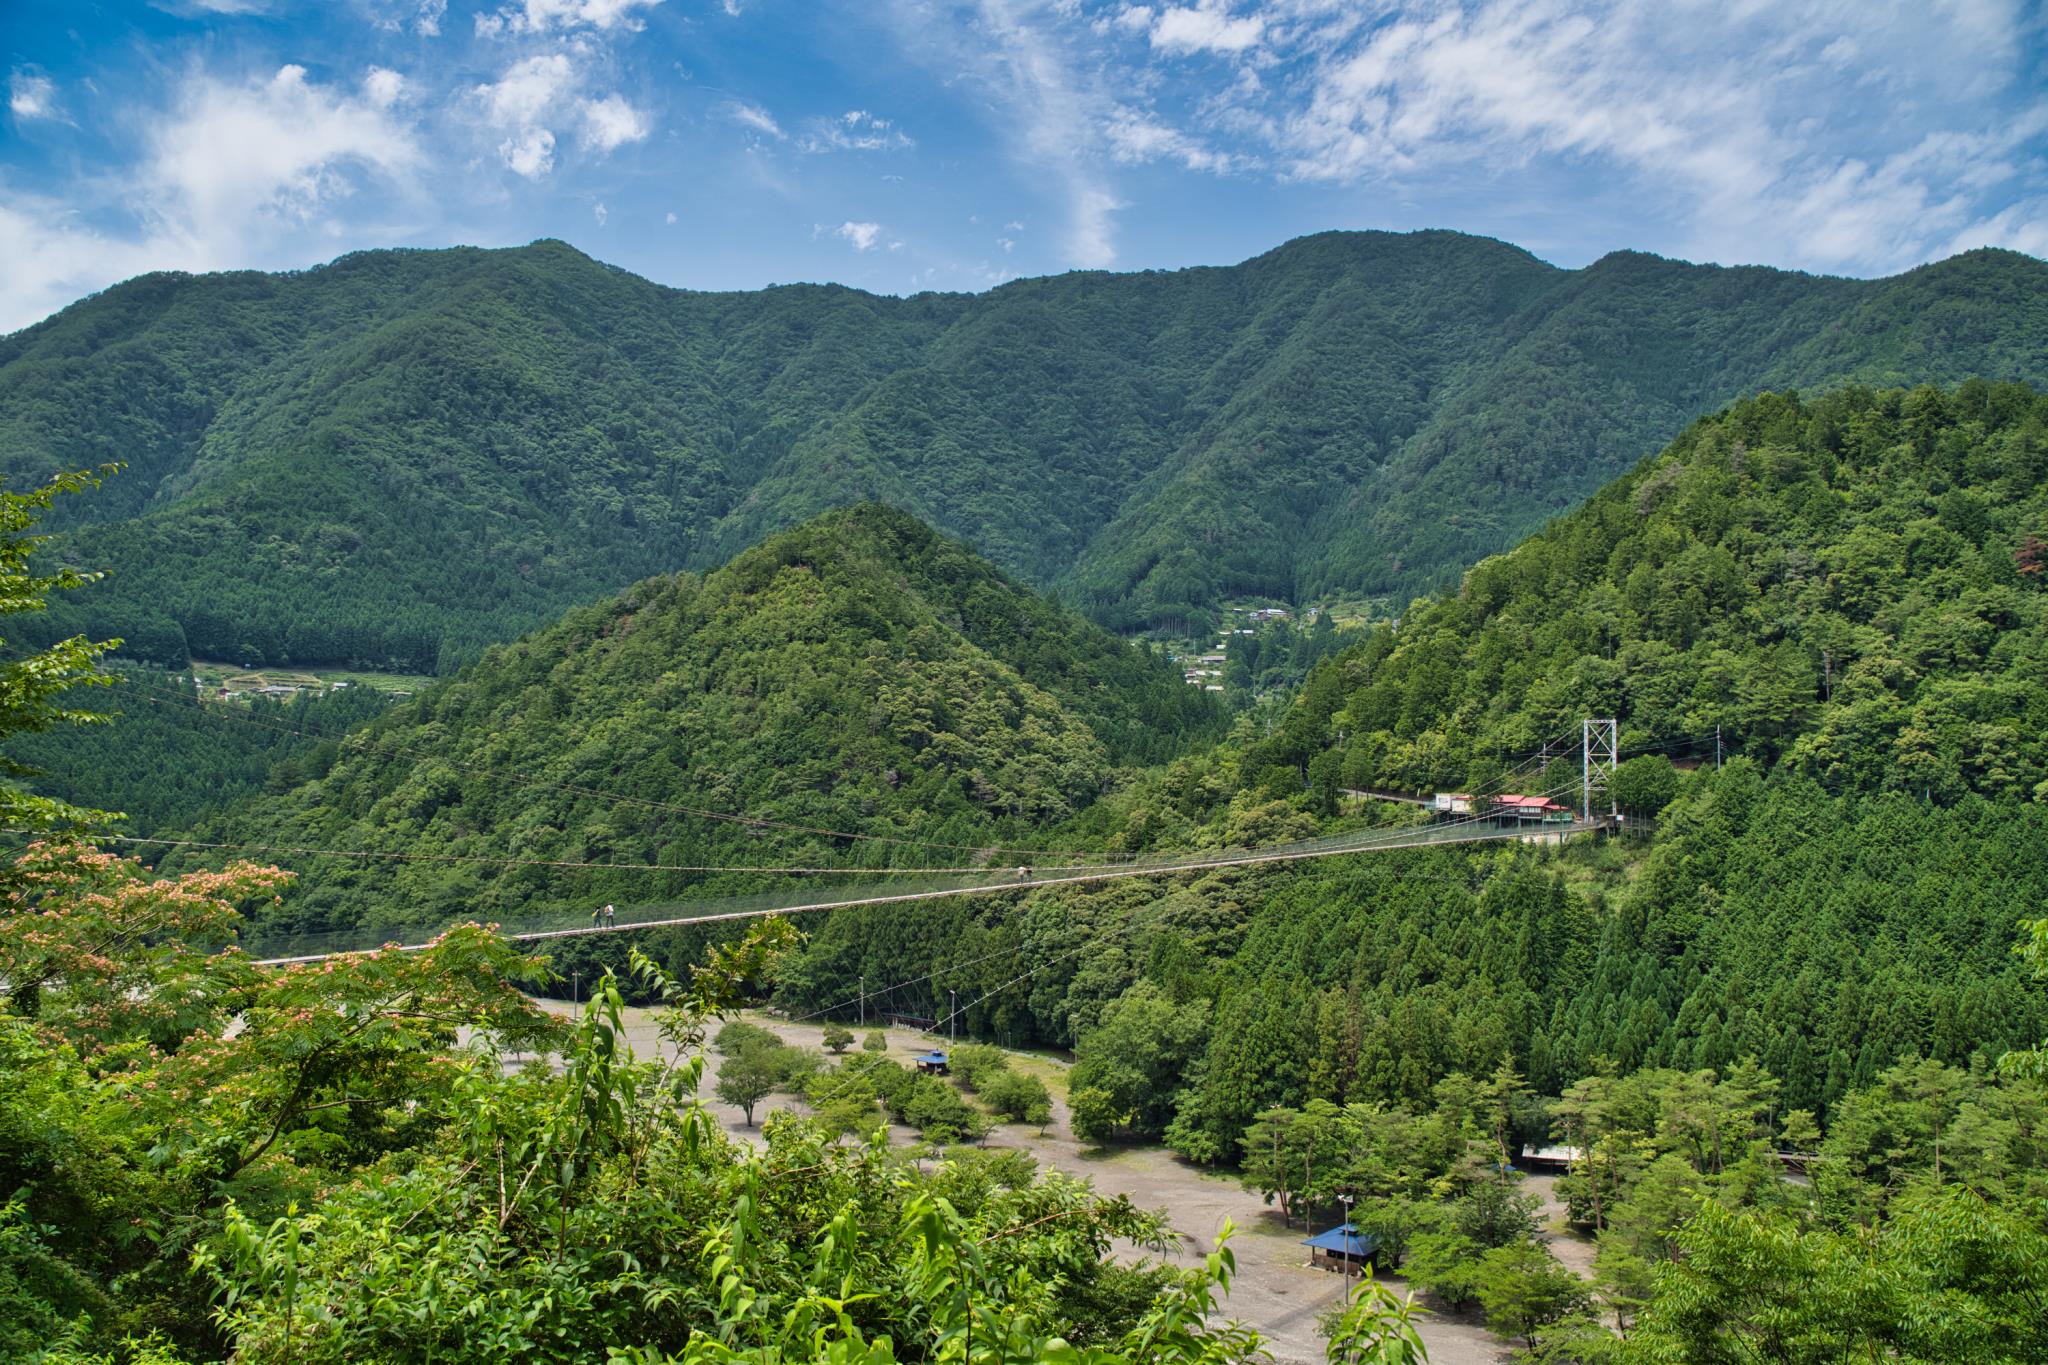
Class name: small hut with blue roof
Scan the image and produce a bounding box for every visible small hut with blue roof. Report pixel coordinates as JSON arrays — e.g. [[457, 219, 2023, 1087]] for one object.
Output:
[[1301, 1223, 1378, 1272], [913, 1049, 950, 1075]]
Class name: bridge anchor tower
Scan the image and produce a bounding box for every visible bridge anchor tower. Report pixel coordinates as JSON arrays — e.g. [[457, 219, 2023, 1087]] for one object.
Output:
[[1582, 718, 1618, 825]]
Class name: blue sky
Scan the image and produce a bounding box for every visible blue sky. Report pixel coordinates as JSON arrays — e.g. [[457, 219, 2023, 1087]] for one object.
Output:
[[2, 0, 2044, 333]]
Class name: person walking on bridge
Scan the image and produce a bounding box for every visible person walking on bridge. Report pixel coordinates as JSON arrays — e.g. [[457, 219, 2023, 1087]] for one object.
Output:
[[603, 903, 616, 930]]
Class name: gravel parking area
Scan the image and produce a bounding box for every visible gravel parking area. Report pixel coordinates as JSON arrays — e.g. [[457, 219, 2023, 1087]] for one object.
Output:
[[536, 1002, 1532, 1365]]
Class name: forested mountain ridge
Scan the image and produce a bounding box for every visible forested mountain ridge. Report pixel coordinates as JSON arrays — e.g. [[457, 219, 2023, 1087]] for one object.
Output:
[[1225, 382, 2048, 808], [188, 504, 1221, 936], [7, 232, 2046, 670]]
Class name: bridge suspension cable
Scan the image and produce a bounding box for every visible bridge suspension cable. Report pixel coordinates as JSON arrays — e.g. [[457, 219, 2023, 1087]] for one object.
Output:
[[243, 770, 1593, 966]]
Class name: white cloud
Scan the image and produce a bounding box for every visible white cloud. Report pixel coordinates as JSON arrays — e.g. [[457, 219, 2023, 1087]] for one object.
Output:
[[997, 236, 1015, 251], [144, 65, 423, 243], [9, 72, 56, 121], [1944, 196, 2048, 259], [476, 54, 594, 176], [1, 63, 423, 334], [725, 99, 786, 140], [0, 198, 160, 334], [364, 67, 405, 109], [499, 126, 557, 177], [580, 93, 650, 150], [476, 0, 664, 35], [1149, 4, 1263, 55], [1106, 5, 1155, 34], [593, 200, 608, 225], [476, 53, 576, 126], [833, 220, 883, 250], [665, 210, 677, 223]]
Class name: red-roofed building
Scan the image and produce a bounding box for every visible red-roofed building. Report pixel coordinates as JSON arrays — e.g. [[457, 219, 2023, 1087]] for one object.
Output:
[[1488, 794, 1574, 825]]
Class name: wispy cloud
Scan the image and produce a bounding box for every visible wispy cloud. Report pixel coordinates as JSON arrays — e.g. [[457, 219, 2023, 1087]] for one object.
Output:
[[1269, 0, 2043, 271], [798, 109, 914, 153], [1, 63, 425, 331], [724, 98, 786, 140], [9, 71, 58, 121], [1105, 107, 1240, 173], [884, 0, 1126, 268], [1078, 0, 2048, 275]]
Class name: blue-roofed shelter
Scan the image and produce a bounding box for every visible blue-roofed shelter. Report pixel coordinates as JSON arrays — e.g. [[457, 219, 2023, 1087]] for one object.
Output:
[[914, 1050, 950, 1075], [1302, 1224, 1379, 1270]]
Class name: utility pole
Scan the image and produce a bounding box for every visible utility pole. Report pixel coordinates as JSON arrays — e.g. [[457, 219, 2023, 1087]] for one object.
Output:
[[948, 989, 958, 1049], [571, 969, 581, 1017], [1715, 724, 1723, 769], [1582, 718, 1618, 825], [859, 975, 866, 1028]]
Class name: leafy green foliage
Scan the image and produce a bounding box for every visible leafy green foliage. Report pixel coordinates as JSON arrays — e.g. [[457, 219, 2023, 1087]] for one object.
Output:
[[1625, 1186, 2048, 1364], [0, 467, 122, 831], [1471, 1241, 1589, 1349], [1066, 981, 1208, 1143], [2, 856, 1272, 1362], [1318, 1273, 1430, 1365], [715, 1043, 781, 1125], [1261, 383, 2048, 803]]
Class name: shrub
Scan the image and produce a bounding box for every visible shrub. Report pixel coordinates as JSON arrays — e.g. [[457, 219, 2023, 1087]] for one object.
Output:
[[980, 1069, 1053, 1123], [715, 1021, 780, 1055], [1401, 1231, 1486, 1312], [949, 1043, 1010, 1089], [769, 1047, 827, 1090]]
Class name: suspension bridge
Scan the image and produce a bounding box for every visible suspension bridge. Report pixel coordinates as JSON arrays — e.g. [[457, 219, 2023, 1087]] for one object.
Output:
[[240, 806, 1601, 965], [74, 673, 1642, 970]]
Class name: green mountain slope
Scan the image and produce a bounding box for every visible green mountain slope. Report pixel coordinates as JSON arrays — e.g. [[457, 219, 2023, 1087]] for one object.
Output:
[[191, 504, 1220, 935], [5, 233, 2046, 670], [1226, 381, 2048, 807], [764, 387, 2048, 1136]]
